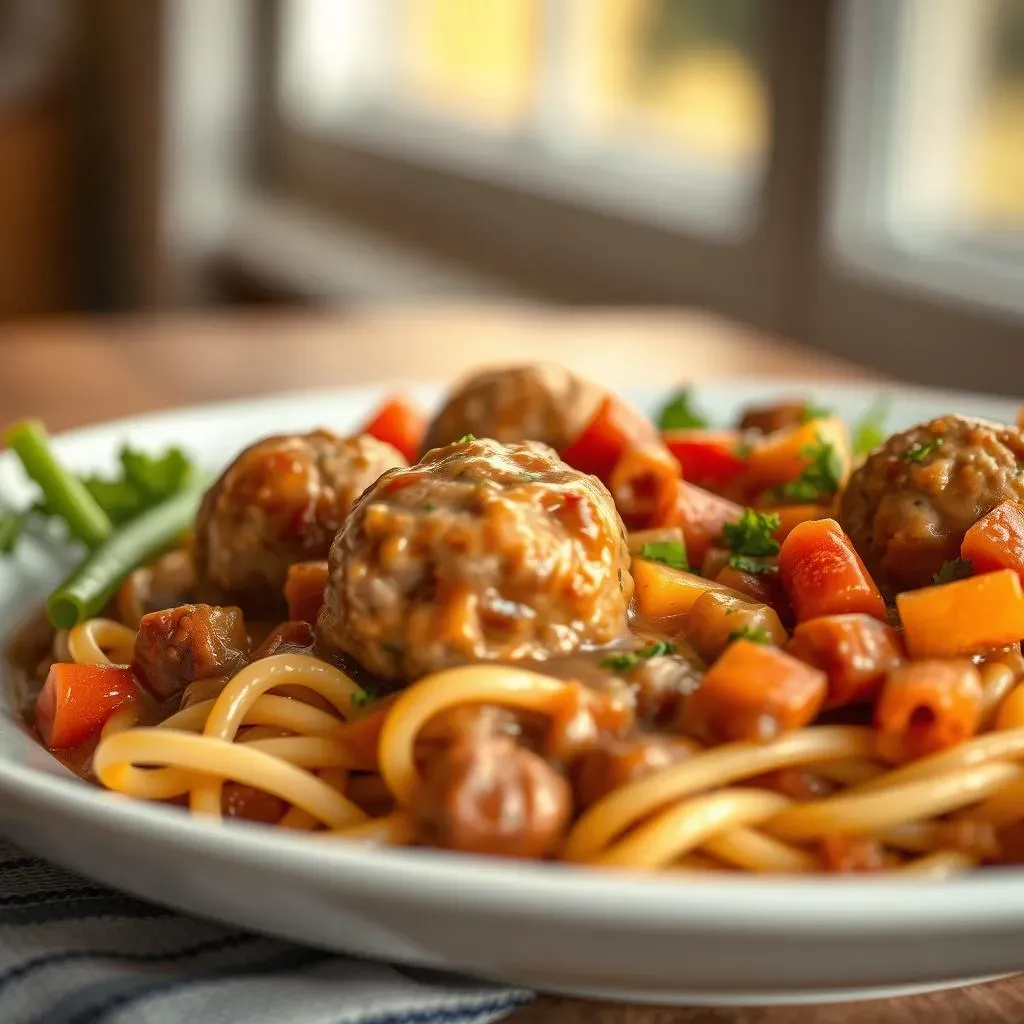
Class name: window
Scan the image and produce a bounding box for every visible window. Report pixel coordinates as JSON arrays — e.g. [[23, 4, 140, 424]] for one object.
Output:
[[279, 0, 769, 236], [830, 0, 1024, 317]]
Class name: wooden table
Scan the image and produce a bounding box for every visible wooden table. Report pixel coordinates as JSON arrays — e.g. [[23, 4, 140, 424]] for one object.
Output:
[[1, 307, 1017, 1024]]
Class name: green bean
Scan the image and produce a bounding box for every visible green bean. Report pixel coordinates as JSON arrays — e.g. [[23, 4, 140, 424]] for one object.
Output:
[[5, 420, 112, 549], [46, 479, 205, 630]]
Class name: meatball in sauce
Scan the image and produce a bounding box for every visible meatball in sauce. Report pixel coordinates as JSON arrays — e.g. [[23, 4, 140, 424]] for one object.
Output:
[[317, 437, 633, 681], [840, 415, 1024, 593], [195, 429, 405, 614], [421, 363, 603, 454]]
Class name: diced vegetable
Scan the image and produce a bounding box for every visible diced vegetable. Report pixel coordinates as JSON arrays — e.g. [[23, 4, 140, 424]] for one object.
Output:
[[679, 640, 827, 744], [875, 660, 983, 761], [609, 443, 681, 530], [654, 480, 744, 567], [284, 560, 329, 623], [5, 420, 113, 549], [46, 480, 207, 630], [787, 614, 903, 709], [630, 558, 740, 620], [701, 546, 731, 579], [662, 430, 747, 487], [961, 502, 1024, 583], [778, 519, 886, 623], [656, 389, 709, 431], [768, 504, 834, 542], [560, 395, 656, 482], [896, 569, 1024, 658], [746, 416, 851, 495], [35, 663, 139, 749], [714, 565, 791, 622], [685, 588, 787, 663], [360, 395, 428, 463]]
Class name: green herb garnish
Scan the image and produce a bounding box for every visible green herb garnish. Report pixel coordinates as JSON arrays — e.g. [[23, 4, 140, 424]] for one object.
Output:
[[640, 539, 687, 571], [455, 433, 476, 444], [657, 390, 709, 431], [904, 438, 942, 463], [775, 438, 844, 502], [0, 511, 24, 555], [852, 397, 889, 457], [721, 508, 781, 574], [727, 625, 772, 646], [350, 686, 379, 709], [600, 640, 677, 672], [933, 558, 973, 584], [800, 403, 832, 423]]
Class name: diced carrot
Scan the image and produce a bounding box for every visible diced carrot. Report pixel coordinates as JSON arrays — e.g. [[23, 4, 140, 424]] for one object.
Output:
[[746, 416, 851, 491], [768, 504, 834, 542], [875, 660, 983, 761], [561, 395, 657, 482], [609, 443, 681, 530], [702, 546, 731, 580], [685, 588, 788, 663], [787, 614, 904, 709], [680, 640, 827, 743], [662, 430, 748, 487], [35, 663, 140, 750], [284, 560, 329, 624], [714, 565, 792, 624], [778, 519, 886, 623], [961, 501, 1024, 583], [630, 558, 741, 620], [897, 569, 1024, 658], [654, 479, 745, 567], [360, 395, 427, 463]]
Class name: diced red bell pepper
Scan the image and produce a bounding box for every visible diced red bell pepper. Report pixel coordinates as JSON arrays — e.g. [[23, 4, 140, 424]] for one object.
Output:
[[662, 430, 748, 487]]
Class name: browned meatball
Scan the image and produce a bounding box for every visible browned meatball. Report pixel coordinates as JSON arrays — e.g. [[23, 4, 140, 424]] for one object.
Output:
[[196, 430, 405, 613], [414, 735, 572, 858], [133, 604, 248, 700], [839, 415, 1024, 593], [317, 437, 632, 680], [421, 363, 602, 453]]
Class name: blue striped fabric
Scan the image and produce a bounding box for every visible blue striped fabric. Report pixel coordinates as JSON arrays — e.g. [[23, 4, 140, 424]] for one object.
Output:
[[0, 843, 532, 1024]]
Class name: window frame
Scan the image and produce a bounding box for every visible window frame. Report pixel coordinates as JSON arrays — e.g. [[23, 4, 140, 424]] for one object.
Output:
[[247, 0, 830, 335]]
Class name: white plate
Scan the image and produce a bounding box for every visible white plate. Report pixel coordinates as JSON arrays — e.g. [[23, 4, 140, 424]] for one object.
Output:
[[3, 379, 1024, 1007]]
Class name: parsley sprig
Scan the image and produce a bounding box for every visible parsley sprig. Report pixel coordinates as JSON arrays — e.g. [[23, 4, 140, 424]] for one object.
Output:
[[775, 438, 844, 503], [600, 640, 677, 672], [720, 508, 780, 574], [727, 625, 772, 646], [656, 390, 710, 431], [904, 438, 943, 463], [640, 539, 687, 570]]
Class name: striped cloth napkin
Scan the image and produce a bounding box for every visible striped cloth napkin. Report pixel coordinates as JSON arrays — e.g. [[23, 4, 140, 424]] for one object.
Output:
[[0, 842, 532, 1024]]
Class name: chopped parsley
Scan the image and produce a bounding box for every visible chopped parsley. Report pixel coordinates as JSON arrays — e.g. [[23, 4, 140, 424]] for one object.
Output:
[[852, 397, 889, 458], [350, 686, 379, 709], [640, 539, 687, 571], [421, 503, 436, 511], [727, 625, 772, 646], [600, 640, 677, 672], [455, 433, 476, 444], [518, 471, 541, 482], [721, 508, 781, 574], [800, 403, 832, 423], [933, 558, 973, 584], [904, 438, 942, 463], [775, 438, 844, 502], [657, 390, 710, 431]]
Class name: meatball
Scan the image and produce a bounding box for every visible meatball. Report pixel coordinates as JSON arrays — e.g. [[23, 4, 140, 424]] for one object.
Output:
[[571, 734, 694, 809], [133, 604, 248, 700], [421, 363, 602, 453], [317, 437, 632, 680], [414, 735, 572, 858], [196, 430, 405, 613], [839, 415, 1024, 592]]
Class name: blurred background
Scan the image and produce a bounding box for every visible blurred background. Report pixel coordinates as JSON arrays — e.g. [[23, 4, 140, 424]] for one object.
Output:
[[0, 0, 1021, 388]]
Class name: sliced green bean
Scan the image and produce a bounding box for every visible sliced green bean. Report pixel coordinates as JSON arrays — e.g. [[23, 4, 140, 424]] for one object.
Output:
[[46, 479, 205, 629], [5, 420, 112, 549]]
